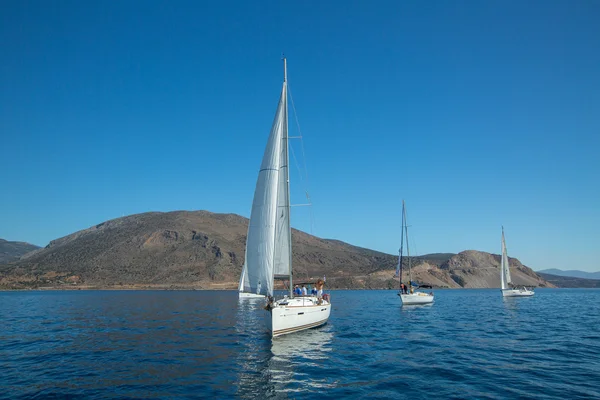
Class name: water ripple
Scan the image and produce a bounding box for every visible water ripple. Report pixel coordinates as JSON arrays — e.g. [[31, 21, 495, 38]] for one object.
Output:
[[1, 289, 599, 399]]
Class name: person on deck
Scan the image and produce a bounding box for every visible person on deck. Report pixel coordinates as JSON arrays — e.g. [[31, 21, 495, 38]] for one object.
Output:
[[315, 279, 324, 298], [301, 285, 307, 296]]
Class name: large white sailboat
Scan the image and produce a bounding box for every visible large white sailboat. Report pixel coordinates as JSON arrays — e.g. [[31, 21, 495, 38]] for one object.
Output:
[[500, 227, 534, 297], [397, 200, 434, 305], [243, 58, 331, 337]]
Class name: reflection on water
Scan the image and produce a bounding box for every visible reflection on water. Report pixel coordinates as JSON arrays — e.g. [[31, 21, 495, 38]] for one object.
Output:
[[269, 327, 335, 394], [271, 327, 333, 359], [235, 297, 273, 398], [400, 303, 434, 311]]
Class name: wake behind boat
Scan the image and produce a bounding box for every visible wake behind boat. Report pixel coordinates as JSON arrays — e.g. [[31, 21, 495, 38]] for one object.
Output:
[[500, 227, 534, 297], [243, 58, 330, 337], [396, 200, 434, 305]]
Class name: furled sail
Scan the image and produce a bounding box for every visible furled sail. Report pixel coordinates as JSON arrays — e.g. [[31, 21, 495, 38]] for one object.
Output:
[[244, 82, 287, 296]]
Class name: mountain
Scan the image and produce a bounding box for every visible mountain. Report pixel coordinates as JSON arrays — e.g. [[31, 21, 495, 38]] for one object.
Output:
[[537, 269, 600, 280], [0, 211, 553, 290], [538, 273, 600, 288], [0, 239, 40, 263]]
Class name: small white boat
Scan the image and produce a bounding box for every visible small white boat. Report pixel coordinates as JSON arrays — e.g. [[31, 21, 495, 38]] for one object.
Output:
[[243, 57, 330, 337], [399, 291, 434, 305], [238, 265, 265, 299], [500, 227, 534, 297], [396, 200, 434, 305], [502, 287, 535, 297]]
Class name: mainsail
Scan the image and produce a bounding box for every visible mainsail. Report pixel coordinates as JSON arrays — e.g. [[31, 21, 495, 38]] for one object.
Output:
[[244, 77, 289, 297]]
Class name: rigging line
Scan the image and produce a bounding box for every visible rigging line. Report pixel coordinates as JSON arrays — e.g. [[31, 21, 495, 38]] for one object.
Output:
[[288, 139, 305, 183], [410, 230, 419, 259], [288, 83, 315, 236], [288, 85, 310, 185], [288, 134, 314, 236]]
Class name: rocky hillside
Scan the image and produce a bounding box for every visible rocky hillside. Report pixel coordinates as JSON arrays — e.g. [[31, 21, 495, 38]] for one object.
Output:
[[0, 239, 40, 263], [0, 211, 553, 290], [349, 250, 552, 290]]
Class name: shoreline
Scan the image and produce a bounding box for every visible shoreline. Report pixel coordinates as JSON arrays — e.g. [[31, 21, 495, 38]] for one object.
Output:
[[0, 285, 552, 292]]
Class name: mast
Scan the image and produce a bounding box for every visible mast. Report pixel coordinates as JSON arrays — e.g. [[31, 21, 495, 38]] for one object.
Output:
[[283, 57, 293, 298], [403, 201, 413, 289]]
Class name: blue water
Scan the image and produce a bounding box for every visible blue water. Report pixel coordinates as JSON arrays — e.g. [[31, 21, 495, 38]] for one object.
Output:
[[1, 289, 599, 399]]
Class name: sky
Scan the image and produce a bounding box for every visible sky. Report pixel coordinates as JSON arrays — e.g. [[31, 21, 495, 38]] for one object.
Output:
[[1, 0, 599, 271]]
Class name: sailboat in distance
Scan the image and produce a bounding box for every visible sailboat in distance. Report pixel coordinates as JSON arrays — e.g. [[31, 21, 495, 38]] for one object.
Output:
[[500, 227, 534, 297], [397, 200, 434, 305], [244, 58, 331, 337], [238, 265, 265, 299]]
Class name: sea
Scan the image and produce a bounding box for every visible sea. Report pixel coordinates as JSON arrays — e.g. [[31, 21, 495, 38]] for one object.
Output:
[[1, 289, 599, 399]]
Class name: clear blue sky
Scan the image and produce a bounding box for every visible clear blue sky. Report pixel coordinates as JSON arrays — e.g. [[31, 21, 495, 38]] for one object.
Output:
[[1, 1, 599, 271]]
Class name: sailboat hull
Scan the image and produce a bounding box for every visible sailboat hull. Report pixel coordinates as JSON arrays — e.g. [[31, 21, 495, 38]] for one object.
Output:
[[502, 288, 534, 297], [239, 292, 266, 299], [269, 296, 331, 337], [399, 292, 434, 305]]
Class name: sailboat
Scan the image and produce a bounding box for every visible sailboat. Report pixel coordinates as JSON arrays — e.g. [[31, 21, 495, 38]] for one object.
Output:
[[238, 265, 265, 298], [396, 200, 434, 305], [243, 58, 331, 337], [500, 227, 534, 297]]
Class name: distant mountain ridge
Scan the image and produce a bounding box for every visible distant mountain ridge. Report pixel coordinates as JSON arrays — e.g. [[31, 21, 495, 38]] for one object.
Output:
[[538, 273, 600, 288], [0, 239, 40, 263], [537, 269, 600, 280], [0, 211, 552, 290]]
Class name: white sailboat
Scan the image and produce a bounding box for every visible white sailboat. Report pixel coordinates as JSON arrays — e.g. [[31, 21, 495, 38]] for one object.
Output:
[[243, 58, 331, 337], [396, 200, 434, 305], [238, 265, 265, 298], [500, 227, 534, 297]]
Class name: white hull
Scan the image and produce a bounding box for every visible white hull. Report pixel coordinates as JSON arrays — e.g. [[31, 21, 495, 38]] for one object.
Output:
[[502, 288, 534, 297], [399, 292, 434, 305], [269, 296, 331, 337], [239, 291, 266, 299]]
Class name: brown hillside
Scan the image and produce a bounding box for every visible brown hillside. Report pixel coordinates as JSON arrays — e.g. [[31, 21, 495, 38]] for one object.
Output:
[[0, 211, 553, 290]]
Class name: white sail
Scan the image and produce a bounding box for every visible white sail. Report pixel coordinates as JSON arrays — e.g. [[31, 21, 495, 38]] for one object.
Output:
[[500, 227, 534, 297], [272, 79, 291, 279], [244, 82, 287, 297], [500, 227, 512, 289], [238, 264, 250, 292]]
